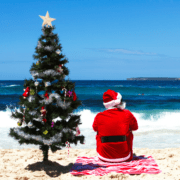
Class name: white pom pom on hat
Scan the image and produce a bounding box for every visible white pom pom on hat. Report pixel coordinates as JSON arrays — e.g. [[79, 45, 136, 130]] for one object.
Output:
[[103, 89, 125, 109]]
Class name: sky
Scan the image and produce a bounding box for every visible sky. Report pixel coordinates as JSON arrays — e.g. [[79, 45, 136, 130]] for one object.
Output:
[[1, 0, 180, 80]]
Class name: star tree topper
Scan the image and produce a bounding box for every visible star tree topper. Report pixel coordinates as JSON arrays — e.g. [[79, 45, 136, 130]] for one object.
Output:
[[39, 11, 56, 27]]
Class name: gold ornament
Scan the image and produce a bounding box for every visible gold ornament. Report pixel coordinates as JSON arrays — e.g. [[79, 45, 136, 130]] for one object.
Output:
[[17, 119, 22, 126], [17, 123, 21, 126], [39, 11, 56, 27], [43, 130, 48, 135], [27, 108, 29, 111], [36, 61, 39, 65], [30, 89, 35, 95]]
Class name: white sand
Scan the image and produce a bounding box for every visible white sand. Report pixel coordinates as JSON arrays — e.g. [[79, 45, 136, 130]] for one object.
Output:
[[0, 148, 180, 180]]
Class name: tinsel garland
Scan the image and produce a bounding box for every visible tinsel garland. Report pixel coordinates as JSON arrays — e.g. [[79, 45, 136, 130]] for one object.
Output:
[[37, 41, 54, 51], [43, 69, 62, 76], [13, 127, 75, 146], [39, 93, 71, 108], [28, 111, 37, 116], [28, 95, 35, 102], [30, 69, 62, 79], [44, 46, 54, 51], [37, 41, 42, 49]]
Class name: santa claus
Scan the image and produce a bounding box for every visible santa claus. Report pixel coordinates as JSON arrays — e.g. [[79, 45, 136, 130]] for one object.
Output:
[[92, 89, 138, 163]]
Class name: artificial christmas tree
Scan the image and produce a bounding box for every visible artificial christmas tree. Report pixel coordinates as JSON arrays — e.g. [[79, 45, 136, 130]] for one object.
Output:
[[9, 11, 85, 162]]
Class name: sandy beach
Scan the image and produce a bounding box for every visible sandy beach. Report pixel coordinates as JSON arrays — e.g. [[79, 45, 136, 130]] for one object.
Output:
[[0, 147, 180, 180]]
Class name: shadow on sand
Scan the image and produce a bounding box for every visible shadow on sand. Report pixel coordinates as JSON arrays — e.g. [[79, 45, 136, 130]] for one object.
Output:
[[24, 154, 148, 177], [25, 160, 73, 178]]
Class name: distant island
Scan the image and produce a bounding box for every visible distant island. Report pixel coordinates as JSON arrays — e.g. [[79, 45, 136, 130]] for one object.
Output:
[[127, 77, 180, 81]]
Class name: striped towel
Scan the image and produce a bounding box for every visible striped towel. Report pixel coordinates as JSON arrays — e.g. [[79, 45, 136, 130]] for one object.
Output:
[[70, 155, 161, 176]]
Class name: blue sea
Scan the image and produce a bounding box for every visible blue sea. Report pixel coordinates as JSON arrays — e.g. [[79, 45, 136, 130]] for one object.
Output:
[[1, 80, 180, 150]]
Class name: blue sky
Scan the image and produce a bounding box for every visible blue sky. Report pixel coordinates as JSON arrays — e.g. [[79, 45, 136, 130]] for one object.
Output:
[[1, 0, 180, 80]]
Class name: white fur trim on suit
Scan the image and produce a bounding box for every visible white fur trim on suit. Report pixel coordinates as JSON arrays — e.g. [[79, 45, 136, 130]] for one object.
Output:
[[103, 93, 122, 109], [97, 152, 131, 163], [107, 102, 126, 110]]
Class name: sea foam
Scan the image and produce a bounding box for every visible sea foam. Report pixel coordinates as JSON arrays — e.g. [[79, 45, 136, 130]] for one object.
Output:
[[1, 107, 180, 149], [1, 107, 180, 132]]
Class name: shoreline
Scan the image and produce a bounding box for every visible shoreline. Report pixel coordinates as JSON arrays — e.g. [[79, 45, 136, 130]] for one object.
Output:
[[0, 147, 180, 180]]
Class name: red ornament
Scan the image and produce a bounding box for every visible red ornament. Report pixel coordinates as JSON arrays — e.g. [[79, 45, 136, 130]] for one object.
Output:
[[41, 106, 46, 116], [72, 91, 77, 101], [22, 87, 30, 99], [57, 64, 63, 73], [76, 125, 80, 136], [44, 91, 49, 99], [43, 118, 47, 123]]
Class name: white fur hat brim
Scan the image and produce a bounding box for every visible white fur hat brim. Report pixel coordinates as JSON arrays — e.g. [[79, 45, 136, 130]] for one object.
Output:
[[103, 93, 122, 109]]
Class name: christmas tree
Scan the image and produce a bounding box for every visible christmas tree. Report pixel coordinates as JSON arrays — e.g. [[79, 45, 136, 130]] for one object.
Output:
[[9, 11, 85, 162]]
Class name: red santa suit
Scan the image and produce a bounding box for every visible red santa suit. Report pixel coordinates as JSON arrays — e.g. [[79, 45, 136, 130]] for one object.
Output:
[[92, 89, 138, 163]]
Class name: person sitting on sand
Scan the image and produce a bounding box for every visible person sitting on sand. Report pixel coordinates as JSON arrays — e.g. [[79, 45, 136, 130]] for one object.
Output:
[[92, 89, 138, 163]]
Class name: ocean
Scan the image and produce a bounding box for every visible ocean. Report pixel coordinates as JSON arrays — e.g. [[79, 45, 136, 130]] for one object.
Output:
[[0, 80, 180, 150]]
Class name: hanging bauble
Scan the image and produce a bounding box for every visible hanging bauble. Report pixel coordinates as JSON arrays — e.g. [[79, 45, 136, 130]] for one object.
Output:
[[72, 91, 77, 101], [76, 125, 81, 136], [23, 87, 30, 99], [56, 49, 61, 54], [36, 61, 39, 65], [34, 81, 39, 86], [17, 119, 22, 126], [67, 91, 72, 97], [44, 91, 49, 99], [51, 120, 54, 127], [34, 80, 39, 93], [45, 81, 51, 87], [66, 141, 70, 148], [41, 106, 46, 116], [43, 118, 47, 123], [30, 89, 35, 95], [28, 122, 33, 127], [27, 108, 29, 111], [43, 130, 48, 135], [57, 64, 63, 73]]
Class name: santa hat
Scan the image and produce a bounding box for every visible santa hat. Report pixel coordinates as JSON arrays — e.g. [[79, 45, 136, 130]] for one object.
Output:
[[103, 89, 126, 109]]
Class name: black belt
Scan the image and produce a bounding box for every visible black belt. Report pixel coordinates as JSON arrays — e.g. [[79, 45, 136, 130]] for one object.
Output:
[[101, 135, 126, 143]]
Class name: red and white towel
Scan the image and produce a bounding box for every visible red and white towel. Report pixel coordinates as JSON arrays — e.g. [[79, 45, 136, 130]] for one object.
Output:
[[70, 155, 161, 176]]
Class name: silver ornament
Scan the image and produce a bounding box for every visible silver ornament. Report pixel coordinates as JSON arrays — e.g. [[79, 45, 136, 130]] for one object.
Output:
[[34, 81, 39, 86], [28, 122, 33, 127], [56, 50, 61, 54], [45, 82, 51, 87]]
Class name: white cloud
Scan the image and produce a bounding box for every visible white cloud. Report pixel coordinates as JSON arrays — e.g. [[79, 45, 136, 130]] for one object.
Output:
[[97, 48, 158, 55]]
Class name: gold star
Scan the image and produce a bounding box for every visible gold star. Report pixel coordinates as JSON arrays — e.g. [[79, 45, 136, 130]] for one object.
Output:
[[39, 11, 56, 27]]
